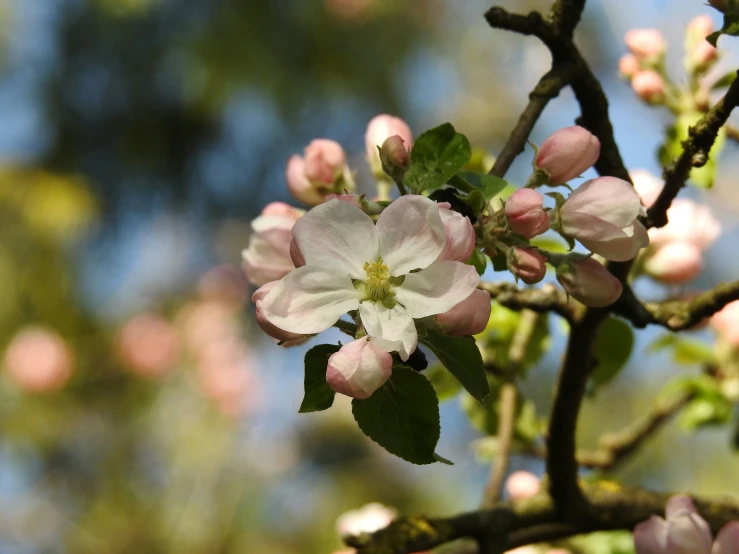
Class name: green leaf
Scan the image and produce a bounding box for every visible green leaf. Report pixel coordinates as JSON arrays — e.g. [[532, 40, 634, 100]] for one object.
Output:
[[708, 13, 739, 47], [352, 366, 441, 464], [299, 344, 340, 413], [404, 123, 471, 193], [590, 317, 634, 390], [530, 236, 568, 254], [711, 70, 737, 90], [660, 114, 725, 188], [421, 330, 490, 402], [648, 333, 717, 365], [490, 251, 508, 272], [468, 248, 487, 276], [424, 363, 463, 401], [457, 172, 508, 202], [679, 396, 732, 430]]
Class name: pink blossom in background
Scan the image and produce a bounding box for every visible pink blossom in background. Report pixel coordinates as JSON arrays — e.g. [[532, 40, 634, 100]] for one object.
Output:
[[286, 139, 347, 206], [197, 264, 249, 307], [625, 28, 665, 58], [631, 70, 665, 103], [326, 338, 392, 399], [535, 125, 601, 184], [435, 289, 491, 336], [179, 301, 241, 357], [3, 327, 73, 393], [337, 503, 396, 537], [241, 203, 302, 286], [504, 470, 541, 501], [630, 169, 663, 209], [688, 15, 714, 40], [643, 241, 703, 284], [633, 495, 717, 554], [117, 314, 182, 378], [648, 199, 721, 250], [711, 301, 739, 347], [618, 54, 640, 78], [505, 189, 550, 239]]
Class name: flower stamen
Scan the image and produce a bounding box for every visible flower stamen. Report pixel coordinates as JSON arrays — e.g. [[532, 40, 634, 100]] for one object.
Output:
[[363, 258, 391, 301]]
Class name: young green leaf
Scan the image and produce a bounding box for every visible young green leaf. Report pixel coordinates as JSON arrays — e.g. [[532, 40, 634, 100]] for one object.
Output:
[[404, 123, 471, 193], [421, 329, 490, 403], [590, 317, 634, 390], [352, 366, 441, 464], [299, 344, 340, 413], [467, 248, 487, 276], [457, 171, 508, 202]]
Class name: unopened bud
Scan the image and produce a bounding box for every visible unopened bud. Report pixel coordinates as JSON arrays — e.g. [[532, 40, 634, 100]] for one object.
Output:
[[326, 338, 393, 399], [252, 282, 308, 344], [509, 247, 547, 285], [379, 135, 411, 183], [505, 189, 550, 238], [365, 115, 413, 177], [644, 242, 703, 284], [535, 126, 601, 184], [286, 139, 349, 206], [625, 28, 666, 59], [556, 257, 623, 307], [632, 70, 665, 103], [505, 470, 541, 501], [618, 54, 640, 78]]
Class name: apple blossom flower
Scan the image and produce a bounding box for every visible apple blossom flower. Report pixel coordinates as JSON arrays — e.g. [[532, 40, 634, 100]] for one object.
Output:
[[260, 196, 480, 360], [711, 301, 739, 348], [556, 257, 623, 307], [438, 204, 476, 262], [337, 503, 396, 537], [648, 199, 721, 250], [644, 242, 703, 284], [435, 288, 491, 336], [632, 70, 666, 103], [633, 495, 713, 554], [287, 139, 349, 206], [505, 189, 550, 238], [558, 176, 649, 261], [509, 247, 547, 285], [535, 126, 601, 184], [179, 301, 241, 357], [3, 327, 73, 393], [713, 522, 739, 554], [242, 203, 302, 286], [625, 29, 666, 58], [117, 314, 182, 378], [619, 54, 641, 78], [366, 115, 413, 177], [505, 470, 541, 501], [326, 337, 392, 399], [252, 281, 308, 344], [631, 169, 663, 209], [689, 15, 715, 41]]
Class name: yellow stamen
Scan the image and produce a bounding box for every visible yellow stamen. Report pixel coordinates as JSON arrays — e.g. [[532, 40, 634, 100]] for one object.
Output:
[[363, 258, 391, 301]]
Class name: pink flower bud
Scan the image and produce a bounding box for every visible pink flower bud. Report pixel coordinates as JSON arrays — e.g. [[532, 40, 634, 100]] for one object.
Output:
[[435, 289, 491, 336], [692, 40, 718, 66], [535, 126, 601, 184], [337, 503, 396, 538], [381, 135, 410, 170], [688, 15, 715, 40], [3, 327, 73, 392], [633, 495, 713, 554], [505, 189, 550, 238], [714, 522, 739, 554], [365, 115, 413, 175], [326, 338, 392, 399], [630, 169, 663, 209], [618, 54, 641, 78], [252, 281, 307, 343], [509, 247, 547, 285], [242, 205, 301, 286], [644, 241, 703, 284], [711, 300, 739, 347], [286, 140, 347, 206], [625, 29, 666, 58], [262, 202, 303, 218], [504, 470, 541, 501], [117, 314, 182, 378], [437, 206, 476, 262], [556, 258, 623, 307], [559, 177, 649, 261], [632, 70, 665, 103], [647, 199, 721, 250]]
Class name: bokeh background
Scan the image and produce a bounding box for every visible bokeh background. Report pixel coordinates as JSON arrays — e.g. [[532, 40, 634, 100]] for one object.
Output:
[[0, 0, 737, 552]]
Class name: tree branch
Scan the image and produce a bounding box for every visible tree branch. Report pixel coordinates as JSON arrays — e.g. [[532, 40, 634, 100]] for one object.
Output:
[[348, 483, 739, 554], [647, 72, 739, 228], [479, 282, 577, 323], [641, 280, 739, 331]]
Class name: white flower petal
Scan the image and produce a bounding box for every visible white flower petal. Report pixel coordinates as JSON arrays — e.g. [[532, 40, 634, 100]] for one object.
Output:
[[563, 177, 642, 228], [359, 302, 417, 361], [634, 516, 669, 554], [261, 266, 360, 334], [394, 260, 480, 318], [579, 219, 649, 261], [376, 195, 446, 275], [292, 199, 378, 279]]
